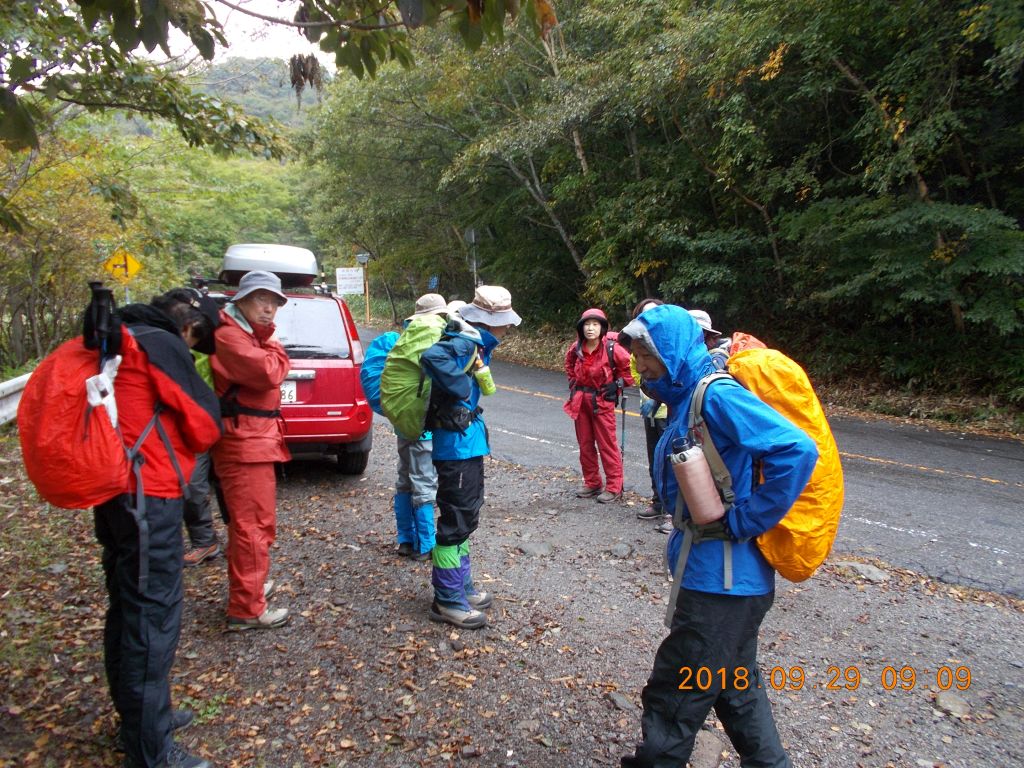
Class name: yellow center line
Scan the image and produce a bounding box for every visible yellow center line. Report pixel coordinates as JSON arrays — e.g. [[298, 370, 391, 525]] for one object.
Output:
[[839, 452, 1021, 489], [496, 385, 1022, 490]]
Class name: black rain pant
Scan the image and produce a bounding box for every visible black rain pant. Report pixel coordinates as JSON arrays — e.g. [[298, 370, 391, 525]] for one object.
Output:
[[622, 589, 790, 768], [644, 415, 667, 512], [95, 495, 184, 768], [433, 457, 484, 547]]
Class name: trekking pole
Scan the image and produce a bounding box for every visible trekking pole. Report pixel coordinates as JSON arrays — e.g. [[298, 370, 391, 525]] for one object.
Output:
[[619, 392, 628, 457]]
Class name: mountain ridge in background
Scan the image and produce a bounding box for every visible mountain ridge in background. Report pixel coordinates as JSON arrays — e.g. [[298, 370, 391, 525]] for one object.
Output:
[[192, 56, 325, 128]]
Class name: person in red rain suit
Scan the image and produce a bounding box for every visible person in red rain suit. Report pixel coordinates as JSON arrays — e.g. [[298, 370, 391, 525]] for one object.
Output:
[[211, 271, 292, 631], [563, 308, 634, 503]]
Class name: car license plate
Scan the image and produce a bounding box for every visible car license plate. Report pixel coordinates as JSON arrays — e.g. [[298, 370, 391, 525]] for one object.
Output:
[[280, 380, 297, 404]]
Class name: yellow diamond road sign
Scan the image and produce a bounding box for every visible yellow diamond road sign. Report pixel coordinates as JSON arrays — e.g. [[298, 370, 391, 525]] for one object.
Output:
[[103, 248, 141, 283]]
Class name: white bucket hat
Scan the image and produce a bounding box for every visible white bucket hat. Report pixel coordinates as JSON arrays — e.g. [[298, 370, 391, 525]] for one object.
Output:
[[409, 293, 447, 318], [688, 309, 719, 335], [459, 285, 522, 327]]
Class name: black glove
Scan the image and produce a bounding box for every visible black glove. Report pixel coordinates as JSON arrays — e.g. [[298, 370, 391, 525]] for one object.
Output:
[[601, 378, 623, 401]]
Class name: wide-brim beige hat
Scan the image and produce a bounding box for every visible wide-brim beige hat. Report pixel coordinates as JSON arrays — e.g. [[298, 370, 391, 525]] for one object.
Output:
[[460, 285, 522, 327]]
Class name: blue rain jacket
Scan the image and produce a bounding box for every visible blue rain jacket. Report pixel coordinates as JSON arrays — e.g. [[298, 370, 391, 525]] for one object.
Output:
[[420, 326, 499, 460], [625, 305, 818, 595]]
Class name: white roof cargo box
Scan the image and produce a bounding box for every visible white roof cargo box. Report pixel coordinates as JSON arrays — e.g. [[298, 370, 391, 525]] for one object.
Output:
[[220, 243, 318, 288]]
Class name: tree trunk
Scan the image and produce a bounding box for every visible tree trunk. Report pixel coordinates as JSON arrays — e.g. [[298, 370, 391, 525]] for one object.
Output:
[[504, 158, 588, 277], [541, 37, 590, 177]]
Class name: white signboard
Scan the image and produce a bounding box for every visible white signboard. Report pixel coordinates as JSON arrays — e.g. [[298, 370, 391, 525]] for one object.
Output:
[[335, 267, 364, 295]]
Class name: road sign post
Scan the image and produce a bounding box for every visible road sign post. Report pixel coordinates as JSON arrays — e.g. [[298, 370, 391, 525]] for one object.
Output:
[[103, 247, 141, 303], [335, 267, 364, 294]]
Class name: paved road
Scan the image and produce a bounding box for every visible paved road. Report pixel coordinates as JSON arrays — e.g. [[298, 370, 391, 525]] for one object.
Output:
[[359, 328, 1024, 597]]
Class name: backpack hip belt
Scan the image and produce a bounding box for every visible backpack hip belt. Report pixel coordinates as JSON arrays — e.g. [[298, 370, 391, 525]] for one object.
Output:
[[663, 493, 748, 628], [571, 384, 603, 414]]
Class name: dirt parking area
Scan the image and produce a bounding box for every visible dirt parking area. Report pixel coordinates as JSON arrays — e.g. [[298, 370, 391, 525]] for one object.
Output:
[[1, 426, 1021, 767]]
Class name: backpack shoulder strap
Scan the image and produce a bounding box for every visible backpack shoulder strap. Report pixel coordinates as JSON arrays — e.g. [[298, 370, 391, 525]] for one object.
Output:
[[605, 336, 615, 377], [123, 402, 186, 596], [688, 372, 736, 506]]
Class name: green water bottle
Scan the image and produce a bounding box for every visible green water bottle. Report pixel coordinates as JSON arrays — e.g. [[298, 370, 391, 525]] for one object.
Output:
[[474, 358, 496, 396]]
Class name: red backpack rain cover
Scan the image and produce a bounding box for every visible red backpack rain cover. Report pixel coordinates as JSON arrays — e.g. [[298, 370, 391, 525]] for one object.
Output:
[[17, 336, 134, 509]]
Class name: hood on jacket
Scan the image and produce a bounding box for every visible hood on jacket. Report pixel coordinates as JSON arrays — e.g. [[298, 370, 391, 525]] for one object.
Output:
[[117, 303, 181, 336], [620, 304, 714, 409], [575, 308, 609, 348], [445, 315, 484, 346]]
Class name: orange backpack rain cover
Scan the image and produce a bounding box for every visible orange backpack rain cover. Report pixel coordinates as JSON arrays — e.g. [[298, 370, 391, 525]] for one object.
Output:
[[17, 337, 132, 509], [727, 335, 845, 581]]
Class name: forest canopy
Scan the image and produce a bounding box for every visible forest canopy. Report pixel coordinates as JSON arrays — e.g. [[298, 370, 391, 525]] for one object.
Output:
[[1, 0, 1022, 405], [303, 0, 1024, 400]]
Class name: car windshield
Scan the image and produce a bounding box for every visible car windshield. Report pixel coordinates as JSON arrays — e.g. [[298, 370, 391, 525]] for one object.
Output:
[[275, 298, 351, 359]]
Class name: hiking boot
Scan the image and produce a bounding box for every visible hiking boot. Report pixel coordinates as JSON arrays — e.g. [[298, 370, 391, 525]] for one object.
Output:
[[596, 490, 622, 504], [636, 506, 662, 520], [163, 743, 211, 768], [411, 549, 432, 562], [466, 590, 493, 610], [183, 543, 220, 567], [396, 542, 413, 557], [226, 607, 290, 632], [124, 741, 211, 768], [576, 485, 602, 498], [429, 602, 486, 629], [263, 579, 276, 600], [656, 516, 673, 534], [115, 709, 193, 752]]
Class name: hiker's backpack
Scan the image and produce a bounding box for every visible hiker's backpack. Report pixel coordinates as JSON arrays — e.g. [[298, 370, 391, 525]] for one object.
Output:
[[380, 314, 456, 440], [17, 333, 152, 508], [359, 331, 399, 416], [689, 333, 844, 582]]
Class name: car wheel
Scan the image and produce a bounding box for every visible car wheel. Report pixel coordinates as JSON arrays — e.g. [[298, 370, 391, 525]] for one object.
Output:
[[336, 450, 369, 475]]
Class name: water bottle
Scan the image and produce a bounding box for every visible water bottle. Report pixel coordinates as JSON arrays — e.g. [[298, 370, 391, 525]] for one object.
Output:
[[473, 359, 496, 396], [670, 439, 726, 525]]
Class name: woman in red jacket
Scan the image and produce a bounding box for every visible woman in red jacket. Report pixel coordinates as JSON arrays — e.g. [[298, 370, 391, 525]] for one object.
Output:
[[211, 271, 292, 631], [563, 308, 634, 503]]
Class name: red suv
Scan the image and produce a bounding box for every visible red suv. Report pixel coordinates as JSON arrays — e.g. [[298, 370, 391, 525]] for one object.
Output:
[[219, 244, 373, 474]]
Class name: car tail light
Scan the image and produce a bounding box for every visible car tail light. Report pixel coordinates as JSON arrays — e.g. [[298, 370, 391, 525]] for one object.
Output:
[[339, 301, 364, 363]]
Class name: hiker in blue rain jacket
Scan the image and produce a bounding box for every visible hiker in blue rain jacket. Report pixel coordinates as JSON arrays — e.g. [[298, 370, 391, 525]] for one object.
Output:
[[618, 304, 817, 768], [419, 285, 521, 630], [360, 294, 450, 562]]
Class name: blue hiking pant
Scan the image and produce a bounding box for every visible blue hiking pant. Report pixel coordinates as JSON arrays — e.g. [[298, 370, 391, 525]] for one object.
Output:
[[395, 436, 437, 508], [395, 437, 437, 554]]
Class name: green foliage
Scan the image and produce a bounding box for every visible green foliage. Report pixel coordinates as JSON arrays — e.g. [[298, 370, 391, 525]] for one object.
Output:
[[179, 693, 229, 726], [0, 112, 311, 370], [0, 2, 281, 155], [1, 0, 539, 177]]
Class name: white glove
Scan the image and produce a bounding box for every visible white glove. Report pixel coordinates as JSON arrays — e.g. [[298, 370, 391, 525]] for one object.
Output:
[[101, 354, 122, 381], [85, 354, 122, 428]]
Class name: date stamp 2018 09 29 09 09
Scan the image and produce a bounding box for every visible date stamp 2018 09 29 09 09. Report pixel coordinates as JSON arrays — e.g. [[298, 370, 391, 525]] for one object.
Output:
[[677, 665, 972, 692]]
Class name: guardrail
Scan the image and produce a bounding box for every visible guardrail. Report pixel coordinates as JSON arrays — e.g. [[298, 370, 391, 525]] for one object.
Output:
[[0, 373, 30, 427]]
